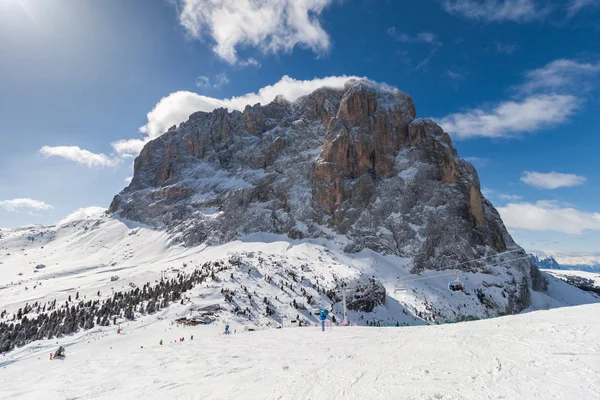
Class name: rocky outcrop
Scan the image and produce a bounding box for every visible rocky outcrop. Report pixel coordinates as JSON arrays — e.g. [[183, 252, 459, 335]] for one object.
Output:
[[109, 79, 546, 315], [346, 281, 387, 313]]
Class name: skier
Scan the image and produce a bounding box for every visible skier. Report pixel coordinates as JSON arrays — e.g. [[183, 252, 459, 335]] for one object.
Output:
[[190, 335, 193, 340], [53, 346, 65, 359], [225, 324, 230, 335], [160, 339, 163, 345]]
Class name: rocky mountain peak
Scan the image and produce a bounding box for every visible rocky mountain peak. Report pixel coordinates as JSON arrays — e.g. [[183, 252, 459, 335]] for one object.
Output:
[[109, 79, 546, 304]]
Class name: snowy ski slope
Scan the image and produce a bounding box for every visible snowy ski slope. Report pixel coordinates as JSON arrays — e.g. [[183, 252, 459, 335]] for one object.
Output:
[[1, 212, 600, 399], [2, 303, 600, 400]]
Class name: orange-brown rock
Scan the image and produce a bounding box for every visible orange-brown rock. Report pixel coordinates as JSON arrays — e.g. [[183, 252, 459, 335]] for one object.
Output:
[[469, 185, 485, 230], [312, 83, 416, 218]]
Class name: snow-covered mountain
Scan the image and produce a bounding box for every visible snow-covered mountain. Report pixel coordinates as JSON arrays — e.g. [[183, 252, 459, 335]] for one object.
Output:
[[1, 80, 598, 356], [1, 211, 598, 398], [542, 269, 600, 296], [530, 253, 600, 272], [529, 254, 562, 270], [109, 80, 549, 312], [110, 81, 517, 263]]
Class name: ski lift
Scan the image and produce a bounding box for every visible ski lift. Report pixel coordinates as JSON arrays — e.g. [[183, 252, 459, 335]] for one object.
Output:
[[394, 277, 407, 292], [448, 273, 464, 292]]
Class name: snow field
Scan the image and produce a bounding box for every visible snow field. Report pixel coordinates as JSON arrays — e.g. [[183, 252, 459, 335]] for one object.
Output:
[[2, 214, 600, 399], [2, 303, 600, 400]]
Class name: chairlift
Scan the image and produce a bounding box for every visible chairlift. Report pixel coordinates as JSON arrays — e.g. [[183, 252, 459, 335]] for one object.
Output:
[[448, 273, 464, 292], [394, 277, 407, 292]]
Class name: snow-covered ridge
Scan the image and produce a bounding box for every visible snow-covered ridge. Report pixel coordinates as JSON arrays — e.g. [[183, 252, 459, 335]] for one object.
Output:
[[530, 252, 600, 272], [1, 215, 596, 337]]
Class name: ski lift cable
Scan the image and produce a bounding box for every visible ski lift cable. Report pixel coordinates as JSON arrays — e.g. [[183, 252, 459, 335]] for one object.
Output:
[[397, 255, 532, 284], [394, 249, 525, 285], [395, 249, 524, 284], [393, 249, 525, 285], [438, 248, 525, 271], [396, 255, 531, 284]]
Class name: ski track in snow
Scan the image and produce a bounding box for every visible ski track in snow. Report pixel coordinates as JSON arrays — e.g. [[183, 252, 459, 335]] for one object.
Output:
[[1, 216, 600, 399], [2, 305, 600, 400]]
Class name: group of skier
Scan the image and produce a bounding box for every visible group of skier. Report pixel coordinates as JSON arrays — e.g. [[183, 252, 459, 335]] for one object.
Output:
[[159, 335, 193, 345]]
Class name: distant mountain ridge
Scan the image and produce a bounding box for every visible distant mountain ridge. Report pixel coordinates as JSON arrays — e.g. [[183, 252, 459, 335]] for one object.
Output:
[[529, 253, 600, 273]]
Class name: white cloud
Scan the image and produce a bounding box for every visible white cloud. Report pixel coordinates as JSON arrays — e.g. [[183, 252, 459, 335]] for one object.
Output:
[[438, 94, 578, 139], [437, 58, 599, 139], [569, 0, 600, 16], [176, 0, 333, 64], [521, 171, 587, 189], [499, 193, 523, 201], [0, 198, 53, 212], [111, 139, 147, 157], [124, 176, 133, 184], [139, 91, 227, 142], [195, 75, 211, 88], [481, 187, 494, 198], [498, 200, 600, 234], [40, 146, 120, 168], [519, 59, 600, 94], [442, 0, 549, 22], [138, 75, 365, 143], [417, 32, 437, 43], [195, 73, 230, 89], [387, 28, 410, 42], [444, 70, 465, 81], [387, 28, 441, 46], [387, 28, 441, 72], [495, 42, 518, 54], [52, 75, 379, 160], [215, 72, 230, 87], [239, 57, 261, 67], [463, 156, 489, 166], [415, 49, 438, 72], [481, 187, 522, 201]]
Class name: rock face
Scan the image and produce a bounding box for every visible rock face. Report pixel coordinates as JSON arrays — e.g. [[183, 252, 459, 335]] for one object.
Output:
[[529, 254, 562, 270], [346, 281, 387, 313], [109, 80, 546, 313]]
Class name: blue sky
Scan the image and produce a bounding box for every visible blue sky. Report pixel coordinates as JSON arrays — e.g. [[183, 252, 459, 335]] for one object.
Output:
[[1, 0, 599, 260]]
